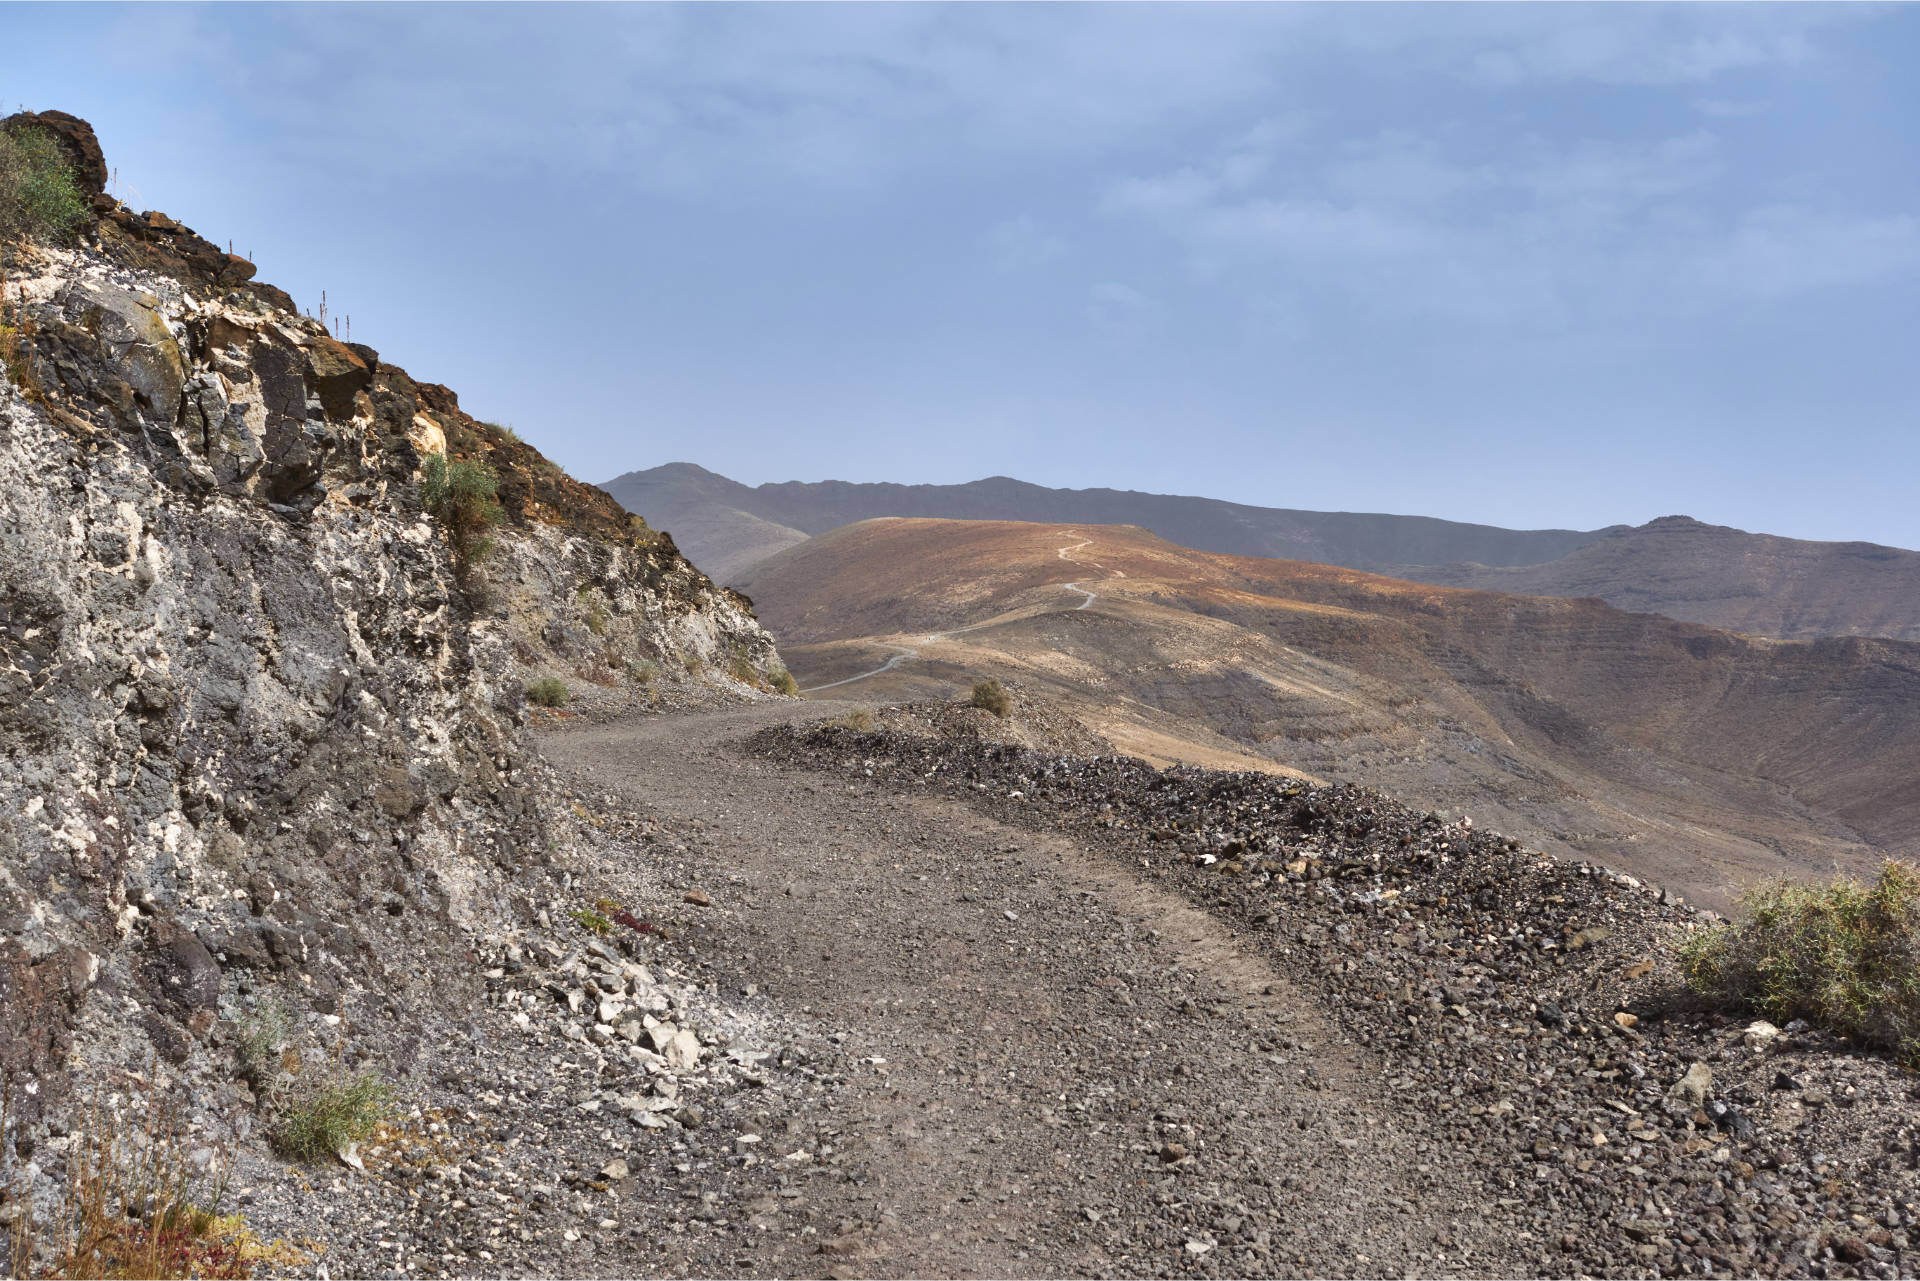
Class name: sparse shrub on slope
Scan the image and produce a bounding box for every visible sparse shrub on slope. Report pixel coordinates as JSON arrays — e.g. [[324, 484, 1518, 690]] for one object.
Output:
[[970, 678, 1010, 718], [525, 676, 569, 708], [769, 666, 799, 696], [0, 124, 89, 246], [1679, 859, 1920, 1063], [271, 1071, 392, 1163], [419, 451, 504, 573]]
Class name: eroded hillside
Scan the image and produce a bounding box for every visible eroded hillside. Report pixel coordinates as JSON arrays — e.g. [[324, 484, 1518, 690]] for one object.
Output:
[[738, 518, 1920, 908], [0, 112, 788, 1169]]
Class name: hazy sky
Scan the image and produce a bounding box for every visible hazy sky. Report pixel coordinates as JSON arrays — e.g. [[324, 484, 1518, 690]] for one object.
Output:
[[9, 4, 1918, 545]]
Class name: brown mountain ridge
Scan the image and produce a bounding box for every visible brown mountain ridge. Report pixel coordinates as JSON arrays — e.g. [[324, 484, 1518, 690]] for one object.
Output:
[[607, 463, 1920, 643], [738, 518, 1920, 910]]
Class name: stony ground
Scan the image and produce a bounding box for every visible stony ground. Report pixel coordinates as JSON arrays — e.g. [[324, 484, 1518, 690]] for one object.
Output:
[[221, 699, 1920, 1279]]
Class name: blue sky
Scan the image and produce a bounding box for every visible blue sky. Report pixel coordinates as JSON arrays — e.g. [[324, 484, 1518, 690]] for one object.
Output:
[[9, 3, 1919, 545]]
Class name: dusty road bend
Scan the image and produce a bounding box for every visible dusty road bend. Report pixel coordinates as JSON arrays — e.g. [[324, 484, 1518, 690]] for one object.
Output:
[[540, 704, 1525, 1280]]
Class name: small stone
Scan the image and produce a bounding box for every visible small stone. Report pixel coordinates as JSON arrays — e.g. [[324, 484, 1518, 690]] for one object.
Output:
[[600, 1159, 629, 1182], [683, 890, 712, 908], [1742, 1020, 1781, 1048], [673, 1106, 703, 1129], [1772, 1070, 1803, 1091], [1613, 1012, 1639, 1029], [1566, 926, 1611, 951], [1159, 1142, 1188, 1164], [646, 1022, 677, 1054], [336, 1142, 364, 1172], [1669, 1062, 1712, 1107], [665, 1027, 702, 1072]]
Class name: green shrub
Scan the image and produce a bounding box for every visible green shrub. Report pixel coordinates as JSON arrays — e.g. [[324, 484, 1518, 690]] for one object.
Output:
[[525, 676, 569, 708], [419, 451, 504, 571], [770, 666, 800, 696], [970, 678, 1010, 718], [572, 908, 613, 936], [236, 996, 291, 1095], [272, 1071, 392, 1162], [0, 124, 89, 246], [627, 659, 658, 685], [479, 420, 521, 443], [1678, 859, 1920, 1063]]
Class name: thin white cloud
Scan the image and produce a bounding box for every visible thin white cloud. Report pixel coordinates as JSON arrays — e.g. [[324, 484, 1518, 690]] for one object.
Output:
[[1701, 207, 1920, 296]]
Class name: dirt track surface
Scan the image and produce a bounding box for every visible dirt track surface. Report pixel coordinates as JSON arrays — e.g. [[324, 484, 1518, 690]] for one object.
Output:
[[542, 704, 1522, 1279]]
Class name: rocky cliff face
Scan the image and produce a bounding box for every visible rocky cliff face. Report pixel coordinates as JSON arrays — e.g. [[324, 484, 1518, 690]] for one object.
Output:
[[0, 113, 784, 1153]]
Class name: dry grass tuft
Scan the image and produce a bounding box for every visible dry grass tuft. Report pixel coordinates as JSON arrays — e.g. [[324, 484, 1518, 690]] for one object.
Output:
[[969, 678, 1011, 718], [3, 1076, 304, 1279], [525, 676, 569, 708]]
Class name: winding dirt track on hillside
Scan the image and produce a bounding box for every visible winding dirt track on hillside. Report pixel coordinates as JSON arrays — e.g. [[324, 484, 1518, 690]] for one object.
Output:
[[541, 704, 1524, 1279], [801, 532, 1113, 693]]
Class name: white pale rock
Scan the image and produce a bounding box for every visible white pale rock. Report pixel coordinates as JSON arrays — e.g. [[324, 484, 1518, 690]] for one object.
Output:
[[665, 1027, 702, 1072]]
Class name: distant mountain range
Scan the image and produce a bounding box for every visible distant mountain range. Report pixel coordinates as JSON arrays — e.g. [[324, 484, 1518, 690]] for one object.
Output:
[[736, 518, 1920, 907], [602, 463, 1920, 642]]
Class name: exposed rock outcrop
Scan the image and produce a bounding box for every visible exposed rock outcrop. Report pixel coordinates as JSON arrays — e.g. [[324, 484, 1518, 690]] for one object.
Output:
[[0, 116, 787, 1168]]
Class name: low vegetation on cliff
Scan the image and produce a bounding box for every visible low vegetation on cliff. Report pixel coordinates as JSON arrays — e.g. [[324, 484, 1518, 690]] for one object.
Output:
[[0, 122, 87, 245], [419, 450, 505, 572]]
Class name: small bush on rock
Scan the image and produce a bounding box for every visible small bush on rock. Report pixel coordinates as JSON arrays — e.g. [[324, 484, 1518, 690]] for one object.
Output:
[[236, 996, 291, 1096], [1679, 859, 1920, 1063], [627, 659, 658, 685], [525, 676, 569, 708], [0, 124, 89, 246], [770, 666, 800, 696], [272, 1071, 392, 1162], [419, 452, 503, 572], [970, 678, 1010, 718]]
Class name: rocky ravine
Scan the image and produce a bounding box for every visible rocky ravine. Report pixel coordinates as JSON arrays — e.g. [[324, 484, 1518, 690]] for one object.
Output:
[[0, 110, 787, 1260]]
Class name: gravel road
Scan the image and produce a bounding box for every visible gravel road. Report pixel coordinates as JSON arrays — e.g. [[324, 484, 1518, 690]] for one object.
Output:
[[542, 703, 1527, 1279]]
